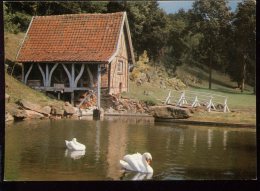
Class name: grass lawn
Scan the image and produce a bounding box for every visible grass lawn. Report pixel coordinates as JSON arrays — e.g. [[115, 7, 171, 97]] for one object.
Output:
[[5, 72, 64, 108], [124, 78, 256, 125]]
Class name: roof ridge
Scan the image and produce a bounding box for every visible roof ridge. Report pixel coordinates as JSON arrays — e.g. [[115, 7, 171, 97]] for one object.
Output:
[[34, 12, 126, 18]]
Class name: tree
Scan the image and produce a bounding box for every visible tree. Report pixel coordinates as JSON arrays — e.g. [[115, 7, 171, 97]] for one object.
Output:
[[191, 0, 231, 89], [230, 0, 256, 93], [107, 1, 170, 61]]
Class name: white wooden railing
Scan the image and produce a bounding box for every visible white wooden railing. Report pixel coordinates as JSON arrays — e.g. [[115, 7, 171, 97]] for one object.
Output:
[[162, 90, 230, 112]]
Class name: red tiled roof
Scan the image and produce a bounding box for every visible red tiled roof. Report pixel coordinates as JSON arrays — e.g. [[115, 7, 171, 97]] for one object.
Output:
[[17, 12, 125, 63]]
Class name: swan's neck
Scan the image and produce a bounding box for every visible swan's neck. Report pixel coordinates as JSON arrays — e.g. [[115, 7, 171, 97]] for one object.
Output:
[[142, 156, 149, 168], [142, 155, 153, 173]]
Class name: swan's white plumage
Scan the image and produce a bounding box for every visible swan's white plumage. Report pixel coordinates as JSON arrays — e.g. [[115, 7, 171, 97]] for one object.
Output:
[[120, 152, 153, 173], [65, 138, 85, 151], [65, 149, 85, 160]]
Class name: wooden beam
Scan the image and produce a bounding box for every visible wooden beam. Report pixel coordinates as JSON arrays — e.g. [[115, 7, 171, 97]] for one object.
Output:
[[71, 91, 74, 106], [37, 63, 46, 86], [48, 63, 59, 87], [43, 87, 93, 92], [62, 63, 72, 88], [71, 63, 75, 88], [86, 65, 94, 87], [24, 63, 33, 84], [46, 63, 49, 87], [97, 64, 101, 109], [74, 63, 85, 87], [22, 63, 24, 83]]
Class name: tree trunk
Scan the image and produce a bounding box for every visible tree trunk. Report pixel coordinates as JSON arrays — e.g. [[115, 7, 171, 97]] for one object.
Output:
[[241, 56, 247, 93], [208, 50, 212, 90]]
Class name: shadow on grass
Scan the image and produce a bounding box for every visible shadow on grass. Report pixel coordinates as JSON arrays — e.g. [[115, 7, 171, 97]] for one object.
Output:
[[184, 65, 253, 93], [189, 85, 254, 95]]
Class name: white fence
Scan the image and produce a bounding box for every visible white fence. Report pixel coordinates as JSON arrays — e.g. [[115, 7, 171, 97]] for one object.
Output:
[[162, 90, 230, 112]]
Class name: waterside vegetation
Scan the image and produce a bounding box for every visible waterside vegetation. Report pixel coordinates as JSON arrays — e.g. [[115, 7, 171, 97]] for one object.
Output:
[[4, 1, 256, 126]]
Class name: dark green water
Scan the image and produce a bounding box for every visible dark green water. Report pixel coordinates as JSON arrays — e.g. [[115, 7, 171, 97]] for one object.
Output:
[[4, 117, 256, 180]]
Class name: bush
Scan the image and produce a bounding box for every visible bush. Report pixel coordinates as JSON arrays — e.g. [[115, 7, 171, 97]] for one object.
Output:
[[4, 3, 32, 34], [129, 50, 151, 81], [141, 98, 157, 106]]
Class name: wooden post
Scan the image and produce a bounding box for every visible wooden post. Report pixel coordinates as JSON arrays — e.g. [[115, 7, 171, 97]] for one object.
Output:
[[71, 92, 74, 106], [71, 63, 75, 106], [74, 63, 85, 87], [24, 63, 33, 84], [22, 63, 24, 83], [48, 63, 59, 87], [71, 63, 75, 87], [93, 64, 101, 120], [97, 64, 101, 109], [164, 90, 171, 105], [46, 63, 49, 86], [223, 97, 230, 112]]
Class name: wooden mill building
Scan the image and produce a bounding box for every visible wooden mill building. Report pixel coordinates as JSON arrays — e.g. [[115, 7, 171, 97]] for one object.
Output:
[[16, 12, 135, 107]]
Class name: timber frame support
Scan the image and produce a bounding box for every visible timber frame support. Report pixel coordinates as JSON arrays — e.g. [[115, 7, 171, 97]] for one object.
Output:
[[22, 62, 100, 107]]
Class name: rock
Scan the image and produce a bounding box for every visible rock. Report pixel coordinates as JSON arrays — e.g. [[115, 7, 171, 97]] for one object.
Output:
[[24, 110, 45, 119], [65, 102, 72, 106], [39, 106, 52, 115], [107, 107, 115, 113], [55, 108, 64, 116], [18, 99, 42, 113], [13, 109, 27, 120], [136, 79, 142, 86], [149, 105, 192, 119], [5, 94, 10, 103], [64, 105, 76, 115], [216, 104, 224, 110], [5, 111, 14, 122], [51, 106, 64, 116]]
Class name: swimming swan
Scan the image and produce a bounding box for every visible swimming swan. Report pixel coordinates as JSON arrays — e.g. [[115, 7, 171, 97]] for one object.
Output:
[[119, 152, 153, 173], [65, 149, 86, 160], [65, 138, 86, 151]]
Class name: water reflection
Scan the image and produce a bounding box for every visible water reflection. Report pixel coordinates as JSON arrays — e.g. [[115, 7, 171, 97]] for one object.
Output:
[[223, 130, 228, 150], [207, 129, 213, 149], [120, 171, 153, 180], [193, 130, 197, 148], [64, 149, 85, 160], [179, 131, 184, 147], [106, 119, 128, 179], [95, 120, 101, 162]]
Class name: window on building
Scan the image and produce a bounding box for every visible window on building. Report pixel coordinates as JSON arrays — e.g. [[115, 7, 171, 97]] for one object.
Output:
[[117, 60, 123, 74]]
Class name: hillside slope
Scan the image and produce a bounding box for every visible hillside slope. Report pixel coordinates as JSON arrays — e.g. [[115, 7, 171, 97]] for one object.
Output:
[[5, 71, 64, 108], [4, 32, 256, 112]]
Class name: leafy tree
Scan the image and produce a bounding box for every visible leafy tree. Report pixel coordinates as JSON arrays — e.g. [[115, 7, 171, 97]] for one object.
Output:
[[107, 1, 170, 61], [191, 0, 231, 89], [228, 0, 256, 93]]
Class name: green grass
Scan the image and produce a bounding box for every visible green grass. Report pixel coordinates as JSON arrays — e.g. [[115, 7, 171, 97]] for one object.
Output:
[[123, 81, 167, 101], [5, 72, 63, 107], [124, 81, 255, 111], [4, 32, 25, 61], [124, 80, 256, 124], [124, 62, 255, 111]]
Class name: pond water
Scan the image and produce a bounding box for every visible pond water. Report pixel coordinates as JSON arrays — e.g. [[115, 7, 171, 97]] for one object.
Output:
[[4, 117, 256, 181]]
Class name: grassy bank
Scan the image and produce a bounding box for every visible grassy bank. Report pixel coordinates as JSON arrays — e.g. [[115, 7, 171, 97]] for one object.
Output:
[[123, 66, 256, 125], [5, 71, 63, 108]]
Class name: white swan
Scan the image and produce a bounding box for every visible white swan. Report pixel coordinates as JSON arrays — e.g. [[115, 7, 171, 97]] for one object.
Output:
[[65, 138, 86, 151], [120, 152, 153, 173], [132, 172, 153, 180], [65, 149, 86, 160]]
